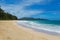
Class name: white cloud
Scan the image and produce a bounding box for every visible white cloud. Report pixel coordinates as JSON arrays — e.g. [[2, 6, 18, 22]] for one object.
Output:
[[1, 5, 43, 18], [1, 0, 46, 18]]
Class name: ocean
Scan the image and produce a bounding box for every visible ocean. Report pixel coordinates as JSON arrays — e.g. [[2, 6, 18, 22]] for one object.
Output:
[[17, 20, 60, 35]]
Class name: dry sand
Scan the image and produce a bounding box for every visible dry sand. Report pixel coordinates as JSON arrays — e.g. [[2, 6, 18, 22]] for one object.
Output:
[[0, 21, 60, 40]]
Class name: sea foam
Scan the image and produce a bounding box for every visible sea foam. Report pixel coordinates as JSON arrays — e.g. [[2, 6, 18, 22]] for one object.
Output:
[[17, 21, 60, 35]]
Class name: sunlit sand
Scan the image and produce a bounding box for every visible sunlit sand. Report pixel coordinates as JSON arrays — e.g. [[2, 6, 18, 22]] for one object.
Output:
[[0, 21, 60, 40]]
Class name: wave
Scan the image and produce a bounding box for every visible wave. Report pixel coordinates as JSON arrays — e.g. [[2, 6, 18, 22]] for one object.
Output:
[[17, 21, 60, 35]]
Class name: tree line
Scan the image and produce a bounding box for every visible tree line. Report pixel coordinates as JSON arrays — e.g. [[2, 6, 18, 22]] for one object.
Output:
[[0, 7, 17, 20]]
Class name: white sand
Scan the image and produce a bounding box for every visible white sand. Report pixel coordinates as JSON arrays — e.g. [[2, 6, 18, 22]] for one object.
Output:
[[0, 21, 60, 40]]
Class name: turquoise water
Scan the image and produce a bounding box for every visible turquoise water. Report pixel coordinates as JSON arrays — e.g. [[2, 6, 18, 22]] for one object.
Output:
[[17, 20, 60, 35], [28, 20, 60, 25]]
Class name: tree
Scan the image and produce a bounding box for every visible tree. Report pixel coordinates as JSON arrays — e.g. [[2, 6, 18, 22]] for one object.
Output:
[[0, 6, 17, 20]]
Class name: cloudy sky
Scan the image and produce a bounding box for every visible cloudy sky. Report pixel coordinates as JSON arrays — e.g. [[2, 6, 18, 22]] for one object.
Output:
[[0, 0, 60, 20]]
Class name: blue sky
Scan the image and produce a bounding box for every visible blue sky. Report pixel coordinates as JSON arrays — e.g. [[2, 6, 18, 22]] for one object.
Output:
[[0, 0, 60, 20]]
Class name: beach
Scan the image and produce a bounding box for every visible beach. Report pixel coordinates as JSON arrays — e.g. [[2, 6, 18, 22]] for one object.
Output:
[[0, 21, 60, 40]]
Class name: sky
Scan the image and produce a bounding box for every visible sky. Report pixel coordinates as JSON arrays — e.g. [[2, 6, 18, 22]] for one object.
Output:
[[0, 0, 60, 20]]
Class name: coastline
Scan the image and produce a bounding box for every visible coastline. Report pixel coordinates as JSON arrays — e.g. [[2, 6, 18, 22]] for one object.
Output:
[[17, 21, 60, 36], [0, 21, 60, 40]]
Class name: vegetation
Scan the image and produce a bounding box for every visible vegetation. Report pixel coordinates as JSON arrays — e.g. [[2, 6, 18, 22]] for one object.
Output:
[[0, 7, 17, 20], [18, 17, 47, 20]]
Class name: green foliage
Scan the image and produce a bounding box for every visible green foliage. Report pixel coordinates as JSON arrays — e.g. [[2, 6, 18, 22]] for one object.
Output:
[[0, 7, 17, 20]]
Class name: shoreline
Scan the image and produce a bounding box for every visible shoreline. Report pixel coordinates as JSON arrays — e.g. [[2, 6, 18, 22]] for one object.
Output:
[[16, 21, 60, 36], [0, 21, 60, 40]]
